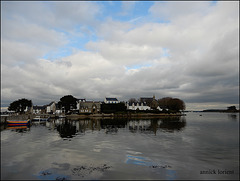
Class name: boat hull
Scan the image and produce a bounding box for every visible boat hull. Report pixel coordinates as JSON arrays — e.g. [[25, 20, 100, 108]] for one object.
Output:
[[7, 120, 30, 126], [6, 126, 28, 130]]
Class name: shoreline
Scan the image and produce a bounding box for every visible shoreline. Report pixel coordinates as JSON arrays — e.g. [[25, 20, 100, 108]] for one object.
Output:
[[1, 113, 185, 124], [65, 113, 185, 120]]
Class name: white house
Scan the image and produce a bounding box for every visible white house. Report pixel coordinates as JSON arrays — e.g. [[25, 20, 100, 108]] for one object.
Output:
[[46, 101, 56, 114], [126, 102, 151, 111], [156, 106, 163, 111], [77, 99, 86, 110], [104, 97, 120, 104]]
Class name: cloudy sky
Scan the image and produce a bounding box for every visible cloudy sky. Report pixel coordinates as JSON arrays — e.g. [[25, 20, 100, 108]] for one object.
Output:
[[1, 1, 239, 110]]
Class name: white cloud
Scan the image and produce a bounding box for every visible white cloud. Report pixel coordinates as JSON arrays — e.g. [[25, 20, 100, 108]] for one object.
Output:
[[149, 1, 213, 21], [86, 41, 166, 66]]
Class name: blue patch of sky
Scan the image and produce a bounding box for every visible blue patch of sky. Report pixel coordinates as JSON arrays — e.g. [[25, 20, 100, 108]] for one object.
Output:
[[98, 1, 155, 23], [210, 1, 218, 6], [162, 48, 170, 57], [126, 63, 152, 71], [42, 47, 73, 60], [42, 25, 99, 60]]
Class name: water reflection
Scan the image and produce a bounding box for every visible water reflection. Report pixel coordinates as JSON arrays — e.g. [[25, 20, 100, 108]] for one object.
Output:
[[101, 119, 127, 134], [228, 114, 238, 121], [56, 120, 77, 138], [128, 117, 186, 134], [6, 125, 30, 133], [159, 117, 186, 133], [44, 117, 186, 138]]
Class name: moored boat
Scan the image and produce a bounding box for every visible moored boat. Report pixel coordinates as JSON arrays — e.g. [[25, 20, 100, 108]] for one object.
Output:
[[7, 120, 31, 126]]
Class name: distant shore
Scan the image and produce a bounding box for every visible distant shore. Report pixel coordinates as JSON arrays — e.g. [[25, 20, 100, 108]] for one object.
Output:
[[201, 109, 240, 113]]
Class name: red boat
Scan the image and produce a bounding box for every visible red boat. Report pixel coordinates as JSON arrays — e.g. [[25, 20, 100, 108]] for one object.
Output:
[[6, 126, 28, 130], [7, 120, 31, 126]]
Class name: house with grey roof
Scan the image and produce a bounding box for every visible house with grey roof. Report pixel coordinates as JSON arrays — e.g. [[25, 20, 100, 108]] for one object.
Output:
[[104, 97, 120, 104], [79, 100, 101, 113], [32, 105, 46, 114]]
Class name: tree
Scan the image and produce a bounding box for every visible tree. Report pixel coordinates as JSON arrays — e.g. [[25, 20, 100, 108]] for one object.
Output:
[[8, 98, 32, 114], [128, 98, 137, 104], [168, 98, 185, 112], [227, 106, 237, 112], [158, 97, 172, 111], [58, 95, 77, 113], [158, 97, 185, 112], [101, 102, 126, 113]]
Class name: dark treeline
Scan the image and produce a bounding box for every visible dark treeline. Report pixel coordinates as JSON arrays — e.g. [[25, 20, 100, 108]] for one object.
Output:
[[202, 106, 239, 113]]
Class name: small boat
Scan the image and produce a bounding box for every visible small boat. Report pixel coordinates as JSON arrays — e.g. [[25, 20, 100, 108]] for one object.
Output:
[[7, 120, 31, 126], [32, 116, 50, 122]]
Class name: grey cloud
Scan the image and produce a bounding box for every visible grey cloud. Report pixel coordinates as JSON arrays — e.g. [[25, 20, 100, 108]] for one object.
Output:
[[149, 1, 214, 21], [2, 1, 101, 30], [86, 41, 166, 66], [1, 1, 239, 111]]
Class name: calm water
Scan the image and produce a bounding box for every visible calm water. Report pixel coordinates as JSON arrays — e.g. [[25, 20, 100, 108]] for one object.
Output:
[[1, 112, 239, 180]]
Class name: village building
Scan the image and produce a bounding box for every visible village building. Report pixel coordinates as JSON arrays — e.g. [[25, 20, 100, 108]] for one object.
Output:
[[46, 101, 56, 114], [125, 102, 151, 111], [127, 95, 162, 111], [32, 105, 46, 114], [24, 106, 33, 114], [78, 99, 101, 113], [104, 97, 120, 104], [77, 99, 86, 110]]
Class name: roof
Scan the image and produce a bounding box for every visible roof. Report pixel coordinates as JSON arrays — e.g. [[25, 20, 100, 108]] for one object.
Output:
[[77, 98, 86, 102], [140, 97, 154, 102], [106, 98, 118, 101], [33, 105, 46, 109], [46, 101, 55, 106]]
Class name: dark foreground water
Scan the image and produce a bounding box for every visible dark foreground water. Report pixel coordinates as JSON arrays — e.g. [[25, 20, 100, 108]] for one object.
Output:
[[1, 112, 239, 180]]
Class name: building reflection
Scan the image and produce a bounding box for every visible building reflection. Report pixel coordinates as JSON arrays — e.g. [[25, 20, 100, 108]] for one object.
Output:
[[45, 117, 186, 138], [228, 114, 237, 121], [127, 117, 186, 134], [46, 118, 101, 138], [100, 119, 128, 134], [159, 117, 186, 132]]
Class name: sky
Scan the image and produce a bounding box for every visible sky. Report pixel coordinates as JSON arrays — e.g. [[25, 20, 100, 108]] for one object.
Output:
[[1, 1, 239, 111]]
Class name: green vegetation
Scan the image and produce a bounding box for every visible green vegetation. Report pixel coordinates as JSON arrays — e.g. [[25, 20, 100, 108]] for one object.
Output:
[[101, 102, 127, 113], [158, 97, 185, 112], [58, 95, 78, 113], [8, 98, 32, 114]]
